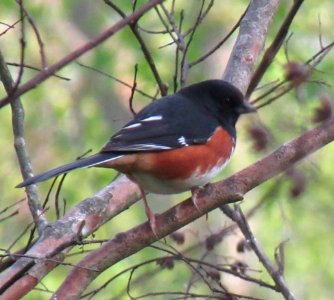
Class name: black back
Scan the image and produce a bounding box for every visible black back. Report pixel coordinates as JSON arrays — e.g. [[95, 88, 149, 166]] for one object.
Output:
[[101, 80, 245, 153]]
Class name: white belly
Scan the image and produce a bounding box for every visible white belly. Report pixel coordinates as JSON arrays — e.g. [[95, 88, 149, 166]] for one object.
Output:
[[130, 158, 230, 194]]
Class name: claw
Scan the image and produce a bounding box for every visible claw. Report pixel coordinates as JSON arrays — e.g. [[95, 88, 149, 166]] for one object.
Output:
[[191, 186, 204, 214]]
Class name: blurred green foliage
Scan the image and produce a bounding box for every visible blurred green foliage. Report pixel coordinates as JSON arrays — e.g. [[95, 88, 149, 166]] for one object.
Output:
[[0, 1, 334, 299]]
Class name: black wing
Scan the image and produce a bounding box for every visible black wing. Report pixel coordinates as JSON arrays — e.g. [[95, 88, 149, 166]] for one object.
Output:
[[101, 94, 219, 153]]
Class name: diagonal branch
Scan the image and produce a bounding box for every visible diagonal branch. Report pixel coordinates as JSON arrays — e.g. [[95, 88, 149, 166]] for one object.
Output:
[[104, 0, 167, 96], [221, 205, 295, 300], [246, 0, 304, 98], [0, 177, 141, 296], [223, 0, 281, 94], [0, 1, 285, 297], [0, 49, 47, 232], [52, 115, 334, 299], [0, 0, 164, 109]]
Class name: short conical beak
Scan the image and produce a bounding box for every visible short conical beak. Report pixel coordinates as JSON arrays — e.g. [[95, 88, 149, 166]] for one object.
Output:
[[236, 102, 256, 114]]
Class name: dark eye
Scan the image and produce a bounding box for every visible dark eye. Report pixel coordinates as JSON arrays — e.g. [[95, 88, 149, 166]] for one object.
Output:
[[226, 97, 230, 102]]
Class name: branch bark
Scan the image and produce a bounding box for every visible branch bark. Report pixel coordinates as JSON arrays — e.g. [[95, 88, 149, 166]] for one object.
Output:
[[0, 177, 141, 297], [222, 205, 295, 300], [0, 49, 47, 232], [0, 1, 286, 297], [223, 0, 281, 94], [1, 1, 322, 299], [0, 0, 163, 109], [52, 115, 334, 299]]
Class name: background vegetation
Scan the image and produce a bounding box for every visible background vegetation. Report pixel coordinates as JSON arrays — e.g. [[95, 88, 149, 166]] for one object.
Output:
[[0, 0, 334, 299]]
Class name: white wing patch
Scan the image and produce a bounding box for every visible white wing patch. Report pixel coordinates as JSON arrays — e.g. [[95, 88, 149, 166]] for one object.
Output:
[[141, 115, 163, 122], [123, 116, 162, 130], [128, 143, 172, 150], [123, 123, 141, 129], [178, 136, 189, 146]]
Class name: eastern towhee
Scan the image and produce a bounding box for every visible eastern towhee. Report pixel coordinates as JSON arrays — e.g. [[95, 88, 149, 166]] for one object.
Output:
[[17, 80, 255, 234]]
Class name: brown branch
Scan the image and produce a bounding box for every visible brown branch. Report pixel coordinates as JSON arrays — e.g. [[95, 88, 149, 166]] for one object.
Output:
[[154, 5, 179, 45], [77, 62, 154, 100], [189, 3, 248, 68], [252, 39, 334, 109], [0, 0, 164, 109], [0, 199, 25, 216], [104, 0, 168, 96], [246, 0, 304, 98], [7, 62, 70, 80], [221, 205, 295, 300], [0, 210, 19, 223], [129, 64, 138, 115], [11, 0, 26, 95], [306, 40, 334, 67], [16, 0, 47, 68], [0, 177, 141, 295], [0, 18, 22, 37], [179, 0, 206, 86], [158, 3, 188, 86], [0, 1, 286, 296], [172, 10, 183, 92], [0, 50, 47, 232], [222, 0, 281, 94], [52, 116, 334, 299]]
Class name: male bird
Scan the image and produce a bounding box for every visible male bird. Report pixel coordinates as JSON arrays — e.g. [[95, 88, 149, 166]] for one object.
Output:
[[17, 80, 255, 233]]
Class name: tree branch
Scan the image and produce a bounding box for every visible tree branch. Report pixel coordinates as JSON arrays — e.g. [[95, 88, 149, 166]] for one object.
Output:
[[104, 0, 168, 96], [222, 0, 281, 94], [0, 0, 164, 109], [221, 205, 295, 300], [246, 0, 304, 98], [52, 116, 334, 299], [0, 177, 141, 296], [0, 49, 47, 232], [0, 1, 286, 296]]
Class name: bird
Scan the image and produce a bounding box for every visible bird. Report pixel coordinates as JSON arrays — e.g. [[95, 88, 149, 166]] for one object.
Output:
[[17, 79, 255, 234]]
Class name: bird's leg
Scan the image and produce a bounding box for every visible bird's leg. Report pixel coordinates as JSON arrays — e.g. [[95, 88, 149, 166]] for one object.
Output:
[[138, 186, 159, 238]]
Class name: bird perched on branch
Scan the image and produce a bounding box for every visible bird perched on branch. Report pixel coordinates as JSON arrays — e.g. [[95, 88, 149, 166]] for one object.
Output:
[[17, 80, 255, 235]]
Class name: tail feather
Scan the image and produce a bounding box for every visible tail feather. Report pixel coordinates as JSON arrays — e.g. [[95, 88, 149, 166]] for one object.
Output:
[[16, 153, 122, 188]]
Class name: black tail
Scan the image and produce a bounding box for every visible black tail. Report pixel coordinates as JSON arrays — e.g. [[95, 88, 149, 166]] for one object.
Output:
[[16, 153, 122, 188]]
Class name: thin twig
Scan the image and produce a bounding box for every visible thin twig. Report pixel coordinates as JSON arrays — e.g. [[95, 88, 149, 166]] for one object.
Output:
[[253, 39, 334, 109], [0, 198, 25, 216], [254, 85, 292, 110], [221, 205, 295, 300], [77, 62, 154, 100], [0, 0, 164, 109], [179, 0, 206, 86], [0, 211, 19, 223], [0, 18, 23, 37], [129, 64, 138, 115], [7, 62, 69, 80], [158, 3, 191, 86], [0, 50, 47, 232], [104, 0, 167, 96], [15, 0, 47, 68], [154, 5, 179, 45], [189, 3, 248, 67], [306, 40, 334, 67], [250, 80, 287, 105], [246, 0, 304, 98], [181, 0, 214, 37], [11, 0, 26, 95], [55, 174, 67, 219], [172, 9, 184, 92]]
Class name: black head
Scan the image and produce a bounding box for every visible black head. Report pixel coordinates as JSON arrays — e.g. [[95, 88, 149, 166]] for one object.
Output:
[[178, 80, 255, 134]]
